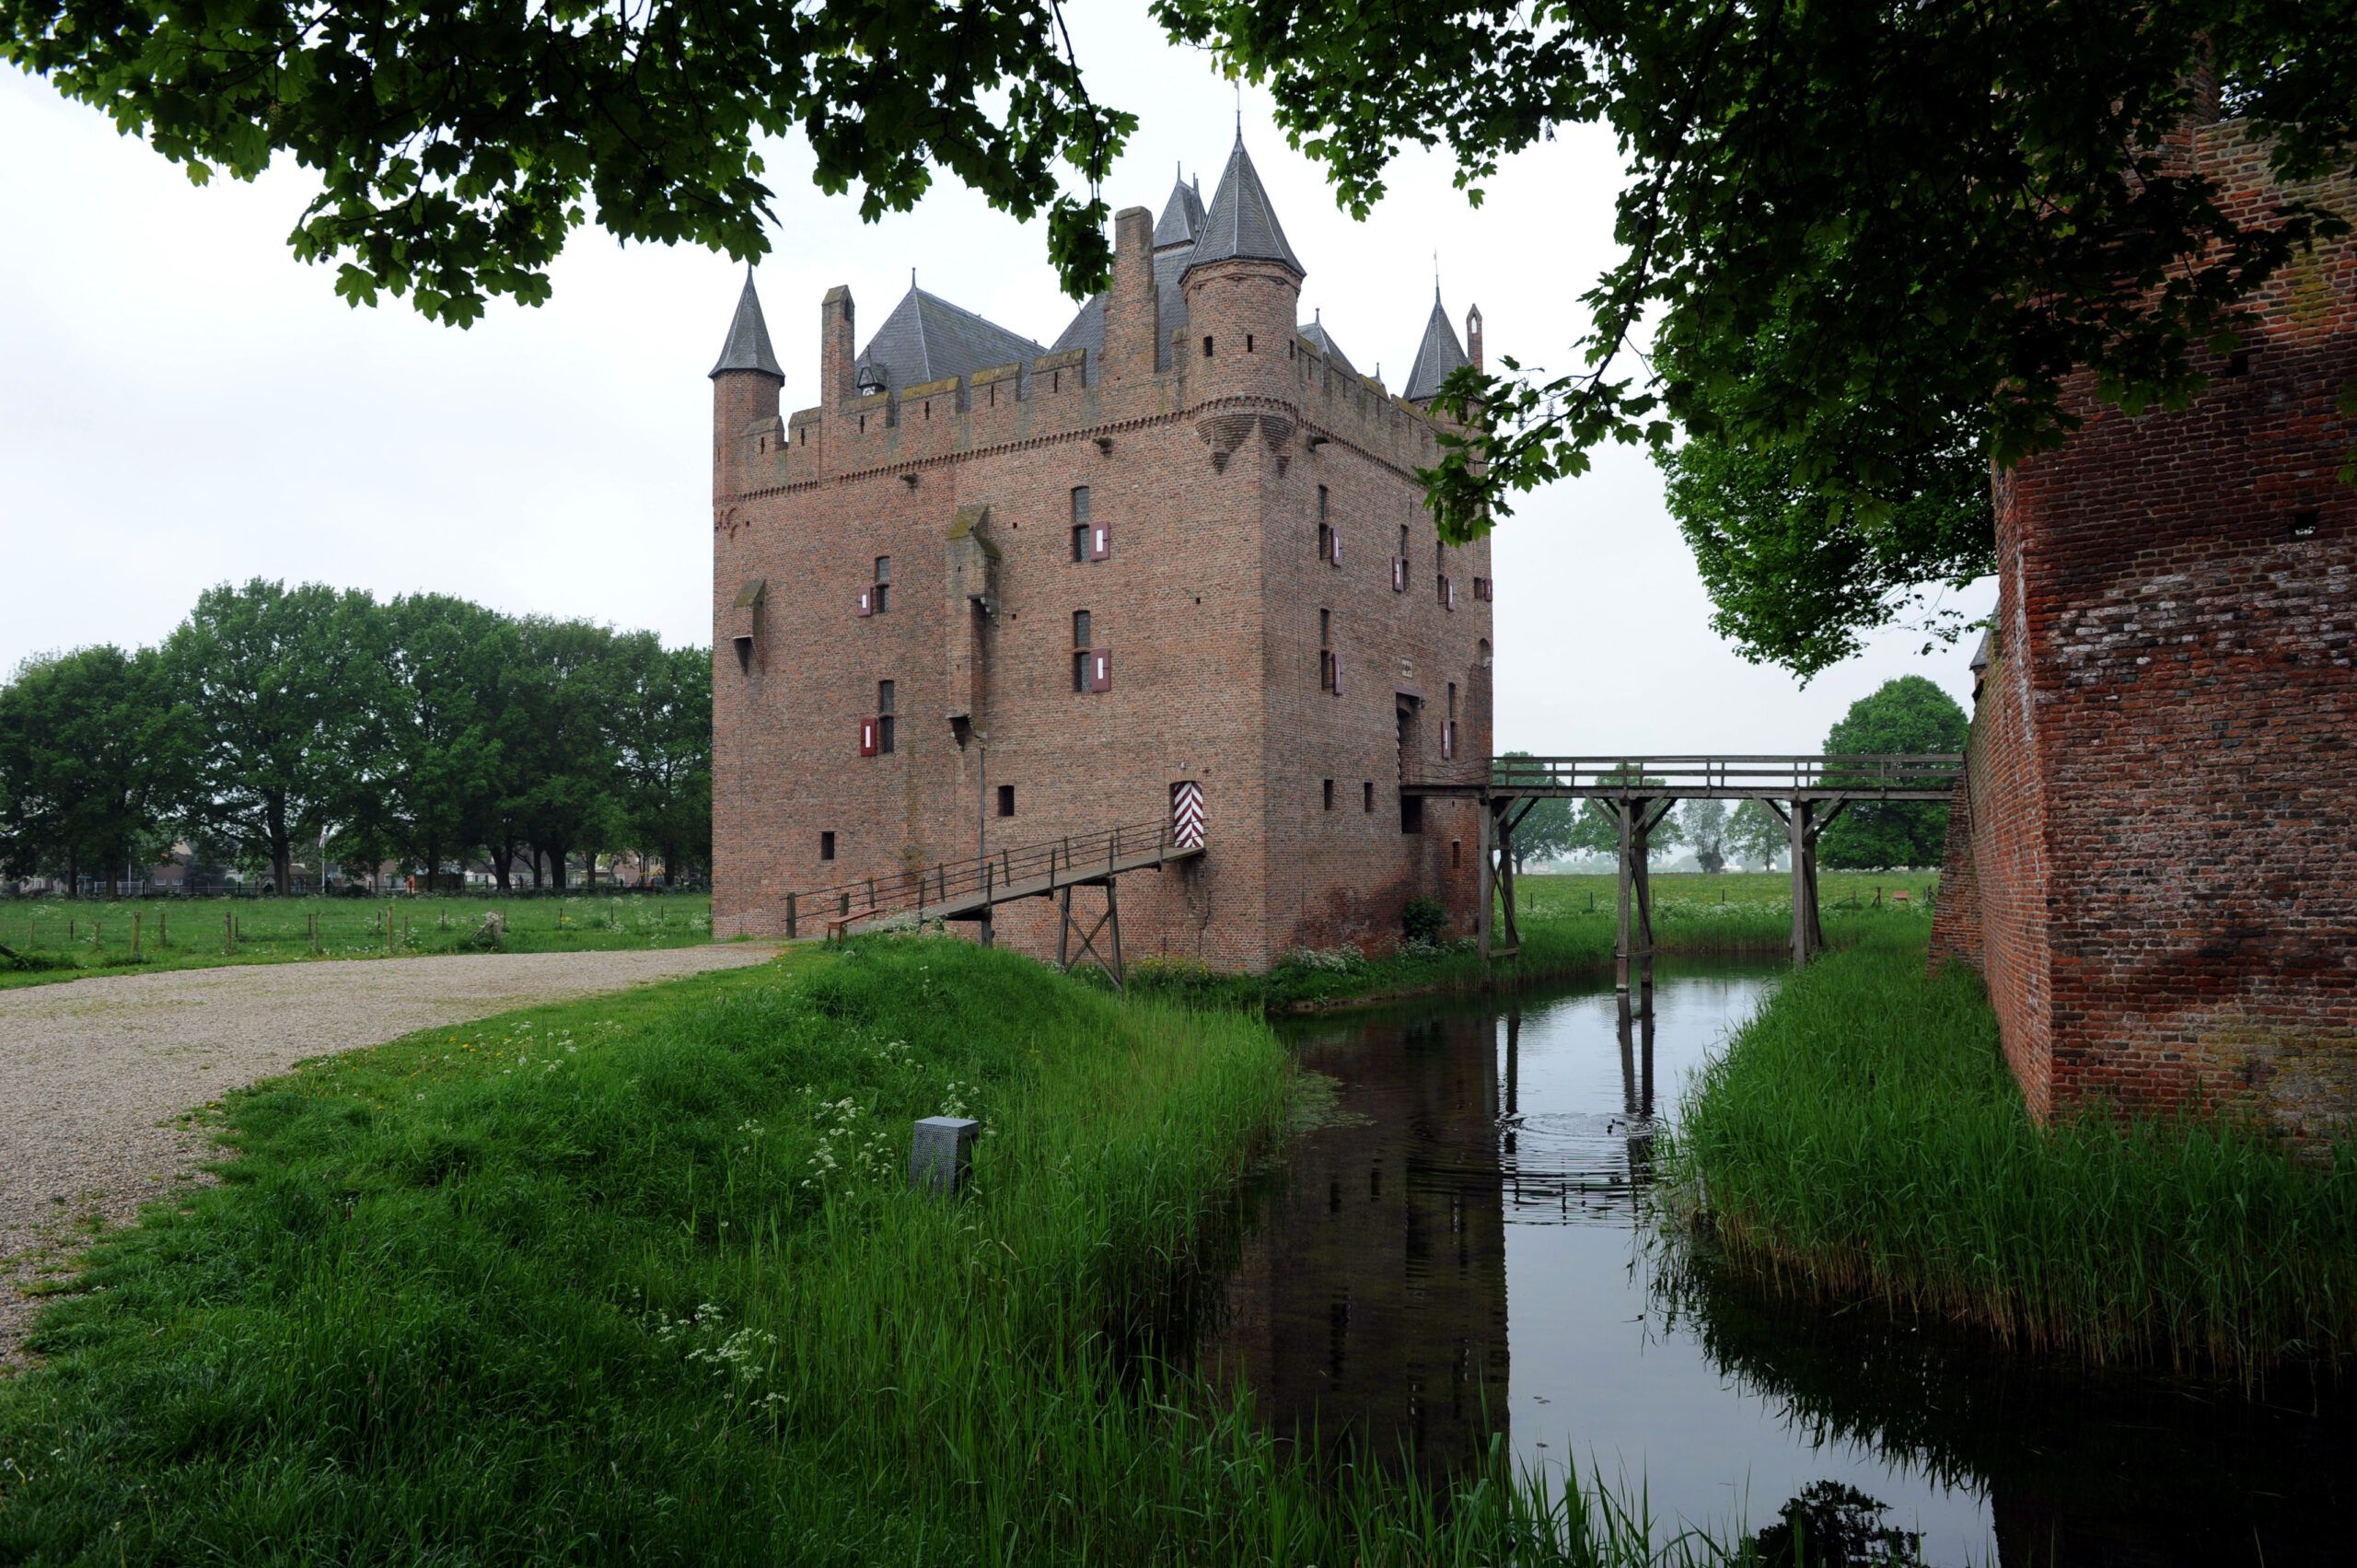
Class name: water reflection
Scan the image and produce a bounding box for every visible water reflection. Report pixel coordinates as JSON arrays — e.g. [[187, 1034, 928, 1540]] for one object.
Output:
[[1201, 964, 2357, 1563]]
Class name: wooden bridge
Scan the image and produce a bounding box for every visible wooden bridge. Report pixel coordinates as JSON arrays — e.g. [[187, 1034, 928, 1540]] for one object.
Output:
[[781, 815, 1202, 990], [1405, 755, 1963, 987]]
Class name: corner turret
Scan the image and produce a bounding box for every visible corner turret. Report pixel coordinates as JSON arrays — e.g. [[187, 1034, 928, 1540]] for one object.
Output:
[[1179, 132, 1305, 407], [1402, 287, 1470, 408], [711, 269, 784, 497]]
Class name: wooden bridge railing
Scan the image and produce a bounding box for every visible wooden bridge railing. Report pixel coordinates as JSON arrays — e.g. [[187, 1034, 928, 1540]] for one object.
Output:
[[1422, 753, 1965, 800], [784, 818, 1186, 940]]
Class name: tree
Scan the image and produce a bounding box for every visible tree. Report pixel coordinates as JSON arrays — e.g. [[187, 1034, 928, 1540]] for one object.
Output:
[[1725, 800, 1787, 872], [1160, 1, 2356, 668], [0, 646, 187, 892], [3, 1, 1130, 323], [374, 594, 518, 887], [1679, 800, 1730, 873], [167, 580, 379, 896], [612, 635, 713, 885], [1817, 677, 1969, 870], [502, 617, 624, 890]]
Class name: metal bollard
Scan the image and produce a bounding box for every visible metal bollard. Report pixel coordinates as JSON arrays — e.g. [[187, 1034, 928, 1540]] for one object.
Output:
[[909, 1117, 980, 1196]]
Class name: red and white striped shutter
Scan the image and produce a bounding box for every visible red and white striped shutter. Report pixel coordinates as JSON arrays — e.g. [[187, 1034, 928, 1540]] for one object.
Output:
[[856, 587, 873, 618], [1331, 653, 1341, 695], [859, 718, 878, 757], [1442, 719, 1456, 760], [1171, 781, 1205, 848], [1446, 576, 1457, 610], [1392, 556, 1406, 592], [1089, 522, 1110, 560], [1089, 648, 1112, 691], [1330, 529, 1341, 567]]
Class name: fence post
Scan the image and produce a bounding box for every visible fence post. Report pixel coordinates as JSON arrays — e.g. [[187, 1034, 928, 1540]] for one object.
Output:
[[132, 912, 140, 960], [786, 892, 797, 940], [224, 912, 233, 955]]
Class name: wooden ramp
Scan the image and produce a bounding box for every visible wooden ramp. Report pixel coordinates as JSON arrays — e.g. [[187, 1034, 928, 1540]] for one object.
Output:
[[783, 818, 1202, 990]]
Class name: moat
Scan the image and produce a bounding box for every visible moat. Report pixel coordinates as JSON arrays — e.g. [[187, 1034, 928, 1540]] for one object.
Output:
[[1200, 961, 2356, 1565]]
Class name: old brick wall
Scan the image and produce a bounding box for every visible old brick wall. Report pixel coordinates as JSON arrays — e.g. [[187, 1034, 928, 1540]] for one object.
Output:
[[1956, 122, 2357, 1128], [712, 252, 1492, 972]]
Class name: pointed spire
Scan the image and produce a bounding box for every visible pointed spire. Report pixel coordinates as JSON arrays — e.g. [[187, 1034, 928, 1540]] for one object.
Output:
[[709, 269, 784, 380], [1153, 163, 1208, 251], [1182, 131, 1304, 280], [1402, 288, 1470, 404]]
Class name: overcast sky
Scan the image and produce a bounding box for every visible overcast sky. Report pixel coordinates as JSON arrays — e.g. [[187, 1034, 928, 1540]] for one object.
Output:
[[0, 6, 1991, 753]]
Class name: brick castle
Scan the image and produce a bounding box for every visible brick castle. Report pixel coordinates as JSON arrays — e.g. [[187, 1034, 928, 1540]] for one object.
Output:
[[1932, 110, 2357, 1131], [708, 134, 1494, 968]]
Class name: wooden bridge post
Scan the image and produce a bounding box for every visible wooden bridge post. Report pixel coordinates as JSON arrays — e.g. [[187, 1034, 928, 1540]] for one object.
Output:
[[1478, 792, 1495, 960], [1632, 806, 1657, 992], [1788, 798, 1817, 968], [980, 860, 994, 948], [1614, 798, 1635, 993]]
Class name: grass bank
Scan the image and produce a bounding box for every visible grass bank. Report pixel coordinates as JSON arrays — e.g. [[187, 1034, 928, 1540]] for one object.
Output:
[[1663, 932, 2357, 1376], [0, 936, 1727, 1565], [1132, 870, 1937, 1012], [0, 892, 721, 989]]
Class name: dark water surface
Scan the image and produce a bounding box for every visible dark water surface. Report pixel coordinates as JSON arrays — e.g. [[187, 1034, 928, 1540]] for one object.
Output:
[[1200, 962, 2357, 1565]]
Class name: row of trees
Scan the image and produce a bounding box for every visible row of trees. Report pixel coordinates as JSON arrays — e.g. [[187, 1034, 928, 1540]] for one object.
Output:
[[1496, 677, 1969, 873], [0, 581, 711, 894]]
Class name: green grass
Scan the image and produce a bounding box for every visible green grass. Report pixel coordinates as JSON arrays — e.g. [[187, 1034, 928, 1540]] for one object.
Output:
[[0, 936, 1742, 1565], [1662, 931, 2357, 1376], [1130, 871, 1940, 1012], [0, 893, 722, 988]]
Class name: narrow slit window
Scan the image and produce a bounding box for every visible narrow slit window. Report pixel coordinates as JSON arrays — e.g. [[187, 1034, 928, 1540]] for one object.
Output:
[[820, 830, 837, 862], [997, 784, 1016, 818], [1363, 782, 1375, 812], [877, 680, 896, 755], [873, 556, 891, 613], [1072, 610, 1093, 691], [1318, 485, 1329, 520], [1202, 336, 1214, 357], [1323, 779, 1335, 811]]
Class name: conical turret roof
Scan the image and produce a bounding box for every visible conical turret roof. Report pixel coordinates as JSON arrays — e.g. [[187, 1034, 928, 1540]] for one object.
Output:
[[709, 269, 784, 379], [1182, 132, 1303, 280], [1153, 167, 1207, 250], [1402, 288, 1469, 403]]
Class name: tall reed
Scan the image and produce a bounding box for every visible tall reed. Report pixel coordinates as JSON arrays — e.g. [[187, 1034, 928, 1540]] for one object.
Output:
[[2, 937, 1747, 1564], [1663, 933, 2357, 1376]]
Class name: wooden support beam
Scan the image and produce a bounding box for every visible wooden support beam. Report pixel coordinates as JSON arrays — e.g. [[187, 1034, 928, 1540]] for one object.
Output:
[[1788, 798, 1816, 968], [1632, 802, 1657, 991]]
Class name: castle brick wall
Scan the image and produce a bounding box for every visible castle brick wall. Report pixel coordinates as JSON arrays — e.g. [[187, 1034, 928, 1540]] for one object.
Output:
[[1941, 122, 2357, 1129], [713, 261, 1492, 970]]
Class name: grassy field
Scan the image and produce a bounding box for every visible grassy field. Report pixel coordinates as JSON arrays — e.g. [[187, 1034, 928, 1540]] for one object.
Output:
[[1132, 869, 1941, 1011], [0, 936, 1746, 1565], [0, 893, 722, 989], [1663, 930, 2357, 1376]]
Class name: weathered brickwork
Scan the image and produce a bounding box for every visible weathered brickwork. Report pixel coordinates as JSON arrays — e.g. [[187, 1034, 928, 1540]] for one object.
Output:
[[1939, 120, 2357, 1130], [709, 144, 1492, 970]]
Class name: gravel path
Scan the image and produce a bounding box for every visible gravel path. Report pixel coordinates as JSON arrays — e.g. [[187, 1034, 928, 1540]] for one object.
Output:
[[0, 945, 776, 1368]]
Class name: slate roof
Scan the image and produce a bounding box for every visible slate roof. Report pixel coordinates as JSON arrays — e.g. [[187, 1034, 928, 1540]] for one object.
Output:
[[1152, 169, 1206, 250], [1297, 316, 1355, 375], [1401, 289, 1469, 403], [709, 270, 784, 379], [853, 283, 1047, 393], [1183, 131, 1304, 280]]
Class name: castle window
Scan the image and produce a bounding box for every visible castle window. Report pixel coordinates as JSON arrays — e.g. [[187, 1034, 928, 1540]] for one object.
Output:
[[1323, 779, 1335, 811], [872, 557, 891, 613], [1318, 521, 1332, 563], [1363, 782, 1375, 813], [733, 636, 753, 675], [1072, 610, 1092, 691], [997, 784, 1016, 818], [1451, 839, 1462, 869], [1247, 333, 1255, 353], [2290, 508, 2321, 540], [820, 831, 837, 861], [877, 680, 896, 755], [1318, 486, 1329, 520], [1202, 336, 1214, 358], [1319, 609, 1336, 692], [1438, 574, 1455, 610]]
